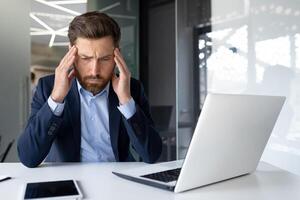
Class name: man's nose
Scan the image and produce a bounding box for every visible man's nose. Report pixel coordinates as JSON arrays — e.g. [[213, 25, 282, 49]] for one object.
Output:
[[90, 59, 99, 75]]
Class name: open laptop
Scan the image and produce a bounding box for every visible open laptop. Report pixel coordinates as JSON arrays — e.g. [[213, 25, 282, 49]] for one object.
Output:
[[113, 93, 285, 193]]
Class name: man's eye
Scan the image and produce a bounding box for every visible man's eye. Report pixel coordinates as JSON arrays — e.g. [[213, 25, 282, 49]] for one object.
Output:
[[102, 57, 111, 61]]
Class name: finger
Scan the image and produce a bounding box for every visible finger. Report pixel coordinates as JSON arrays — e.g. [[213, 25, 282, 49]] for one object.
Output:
[[114, 48, 128, 71], [59, 46, 75, 65], [65, 46, 77, 63], [59, 56, 75, 76], [115, 50, 131, 76], [62, 49, 77, 71], [67, 68, 75, 80], [65, 48, 77, 65], [114, 50, 130, 75], [64, 55, 76, 72], [114, 55, 127, 76], [60, 46, 77, 68], [114, 48, 124, 59]]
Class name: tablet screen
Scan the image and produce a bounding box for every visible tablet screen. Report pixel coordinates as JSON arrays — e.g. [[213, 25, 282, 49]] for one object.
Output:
[[24, 180, 80, 199]]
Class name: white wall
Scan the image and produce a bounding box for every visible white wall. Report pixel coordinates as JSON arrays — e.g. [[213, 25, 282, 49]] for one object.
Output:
[[208, 0, 300, 175], [0, 0, 30, 161]]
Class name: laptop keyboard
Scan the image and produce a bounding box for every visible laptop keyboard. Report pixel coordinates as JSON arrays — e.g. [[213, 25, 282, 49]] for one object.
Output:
[[141, 168, 181, 183]]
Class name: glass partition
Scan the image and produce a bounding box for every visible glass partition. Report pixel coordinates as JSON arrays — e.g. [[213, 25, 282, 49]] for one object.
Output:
[[176, 0, 300, 175]]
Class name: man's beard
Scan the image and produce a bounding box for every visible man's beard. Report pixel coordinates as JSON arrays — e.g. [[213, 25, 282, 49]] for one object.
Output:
[[77, 74, 109, 95]]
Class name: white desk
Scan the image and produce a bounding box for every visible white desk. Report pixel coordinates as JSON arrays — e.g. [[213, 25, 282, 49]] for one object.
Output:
[[0, 162, 299, 199]]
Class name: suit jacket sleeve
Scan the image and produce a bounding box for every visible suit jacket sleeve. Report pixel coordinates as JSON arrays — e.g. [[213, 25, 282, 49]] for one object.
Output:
[[122, 80, 162, 163], [17, 77, 63, 168]]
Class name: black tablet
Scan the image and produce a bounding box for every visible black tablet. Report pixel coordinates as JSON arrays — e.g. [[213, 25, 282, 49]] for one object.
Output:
[[22, 179, 82, 200]]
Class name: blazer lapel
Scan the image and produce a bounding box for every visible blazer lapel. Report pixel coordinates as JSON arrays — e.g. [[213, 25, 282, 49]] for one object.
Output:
[[108, 81, 121, 161], [65, 79, 81, 161]]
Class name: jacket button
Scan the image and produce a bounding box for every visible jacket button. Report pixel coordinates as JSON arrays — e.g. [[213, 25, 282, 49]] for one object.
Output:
[[48, 126, 56, 135]]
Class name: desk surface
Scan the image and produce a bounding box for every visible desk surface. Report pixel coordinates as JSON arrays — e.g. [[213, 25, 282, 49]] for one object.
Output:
[[0, 162, 299, 199]]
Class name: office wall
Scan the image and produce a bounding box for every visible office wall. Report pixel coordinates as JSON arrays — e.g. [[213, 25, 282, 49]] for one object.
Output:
[[148, 2, 176, 129], [0, 0, 30, 161]]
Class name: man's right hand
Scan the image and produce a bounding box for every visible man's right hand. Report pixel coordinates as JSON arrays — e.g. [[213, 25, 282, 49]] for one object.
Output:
[[51, 46, 77, 103]]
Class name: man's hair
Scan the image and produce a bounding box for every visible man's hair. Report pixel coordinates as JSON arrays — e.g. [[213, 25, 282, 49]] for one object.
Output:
[[68, 11, 120, 46]]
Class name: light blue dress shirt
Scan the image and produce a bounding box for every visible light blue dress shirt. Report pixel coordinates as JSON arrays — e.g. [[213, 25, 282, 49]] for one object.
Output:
[[47, 79, 136, 162]]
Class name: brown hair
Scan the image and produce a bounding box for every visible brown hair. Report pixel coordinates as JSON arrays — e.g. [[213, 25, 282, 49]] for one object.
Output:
[[68, 11, 120, 46]]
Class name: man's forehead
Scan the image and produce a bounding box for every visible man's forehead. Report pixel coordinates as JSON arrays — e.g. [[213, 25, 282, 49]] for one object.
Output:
[[74, 37, 115, 55], [76, 46, 114, 57]]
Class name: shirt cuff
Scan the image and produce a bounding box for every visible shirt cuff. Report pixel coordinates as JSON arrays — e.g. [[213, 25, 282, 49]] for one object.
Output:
[[117, 98, 136, 119], [47, 96, 65, 116]]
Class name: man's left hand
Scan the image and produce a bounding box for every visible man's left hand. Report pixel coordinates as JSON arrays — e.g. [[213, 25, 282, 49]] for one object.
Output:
[[112, 48, 132, 105]]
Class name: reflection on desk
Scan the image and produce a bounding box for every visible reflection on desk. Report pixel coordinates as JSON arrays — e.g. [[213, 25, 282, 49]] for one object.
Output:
[[0, 162, 300, 199]]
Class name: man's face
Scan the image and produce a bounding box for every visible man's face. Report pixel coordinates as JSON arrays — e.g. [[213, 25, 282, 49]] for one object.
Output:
[[73, 36, 116, 95]]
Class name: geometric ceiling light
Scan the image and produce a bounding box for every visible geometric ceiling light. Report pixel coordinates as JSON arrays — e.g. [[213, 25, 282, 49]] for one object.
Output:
[[30, 0, 128, 47], [30, 0, 87, 47]]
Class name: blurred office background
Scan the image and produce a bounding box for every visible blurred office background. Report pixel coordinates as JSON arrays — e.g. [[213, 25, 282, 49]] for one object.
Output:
[[1, 0, 300, 176]]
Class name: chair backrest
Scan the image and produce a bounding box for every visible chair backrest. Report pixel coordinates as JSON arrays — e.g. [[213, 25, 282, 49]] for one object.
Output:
[[150, 105, 173, 131], [0, 139, 14, 162]]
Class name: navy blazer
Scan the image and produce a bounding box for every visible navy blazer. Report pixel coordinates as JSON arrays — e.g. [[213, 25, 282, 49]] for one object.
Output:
[[18, 75, 162, 168]]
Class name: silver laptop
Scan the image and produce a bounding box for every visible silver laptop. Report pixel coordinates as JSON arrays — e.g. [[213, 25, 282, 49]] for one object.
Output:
[[113, 93, 285, 193]]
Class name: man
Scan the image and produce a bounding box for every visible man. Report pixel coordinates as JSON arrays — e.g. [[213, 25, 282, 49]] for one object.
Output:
[[18, 11, 162, 168]]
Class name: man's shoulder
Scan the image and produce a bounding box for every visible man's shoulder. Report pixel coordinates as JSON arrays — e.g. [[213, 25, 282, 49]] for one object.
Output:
[[35, 74, 55, 94], [39, 74, 55, 83], [130, 77, 144, 91], [129, 77, 146, 99], [37, 74, 55, 87], [130, 77, 140, 86]]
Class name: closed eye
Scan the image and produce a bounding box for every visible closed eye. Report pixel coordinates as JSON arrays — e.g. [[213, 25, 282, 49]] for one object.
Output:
[[100, 56, 113, 61], [81, 57, 92, 60]]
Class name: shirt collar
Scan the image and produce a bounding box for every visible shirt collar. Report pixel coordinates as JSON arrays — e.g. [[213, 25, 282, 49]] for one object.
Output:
[[76, 78, 110, 99]]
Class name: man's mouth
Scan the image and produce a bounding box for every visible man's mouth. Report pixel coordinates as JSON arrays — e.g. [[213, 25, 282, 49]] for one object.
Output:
[[84, 76, 102, 82], [86, 79, 102, 83]]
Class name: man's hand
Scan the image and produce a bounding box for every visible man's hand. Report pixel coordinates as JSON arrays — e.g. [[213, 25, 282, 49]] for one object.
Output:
[[112, 48, 132, 105], [51, 46, 77, 103]]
